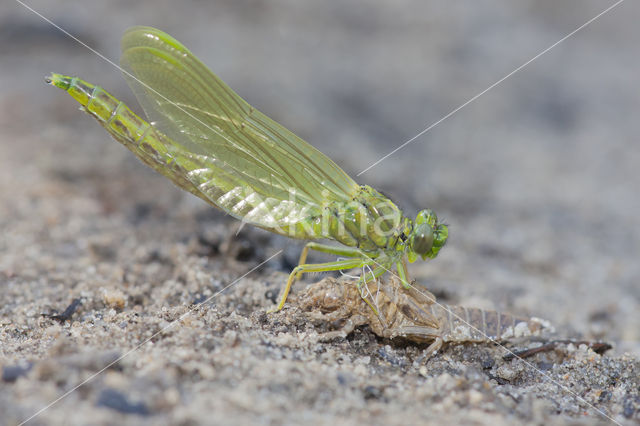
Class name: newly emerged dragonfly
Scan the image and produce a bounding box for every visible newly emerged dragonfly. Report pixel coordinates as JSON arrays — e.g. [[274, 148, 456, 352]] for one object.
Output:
[[47, 26, 448, 311]]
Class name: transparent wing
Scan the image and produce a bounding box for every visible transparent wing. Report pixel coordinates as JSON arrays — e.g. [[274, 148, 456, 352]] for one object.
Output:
[[120, 26, 358, 234]]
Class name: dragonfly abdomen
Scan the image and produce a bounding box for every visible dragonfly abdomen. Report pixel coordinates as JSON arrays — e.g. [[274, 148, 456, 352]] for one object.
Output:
[[48, 75, 148, 146], [47, 74, 209, 198]]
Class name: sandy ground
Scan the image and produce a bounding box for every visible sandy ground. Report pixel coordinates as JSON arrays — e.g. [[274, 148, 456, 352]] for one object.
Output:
[[1, 1, 639, 425]]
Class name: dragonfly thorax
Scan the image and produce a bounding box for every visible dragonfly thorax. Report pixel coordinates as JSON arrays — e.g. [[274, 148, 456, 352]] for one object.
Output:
[[321, 187, 447, 263], [321, 185, 404, 252]]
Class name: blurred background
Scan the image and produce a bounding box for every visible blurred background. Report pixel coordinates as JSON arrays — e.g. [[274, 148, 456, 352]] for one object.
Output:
[[1, 0, 638, 356]]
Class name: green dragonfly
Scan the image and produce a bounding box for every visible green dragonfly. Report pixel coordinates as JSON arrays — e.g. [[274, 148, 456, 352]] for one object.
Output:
[[47, 26, 448, 312]]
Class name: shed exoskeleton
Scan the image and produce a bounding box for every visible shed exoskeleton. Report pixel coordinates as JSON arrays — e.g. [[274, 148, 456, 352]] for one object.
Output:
[[297, 277, 552, 356]]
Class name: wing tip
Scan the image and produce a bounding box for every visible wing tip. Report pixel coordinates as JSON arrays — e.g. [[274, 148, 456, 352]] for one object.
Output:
[[121, 26, 186, 55]]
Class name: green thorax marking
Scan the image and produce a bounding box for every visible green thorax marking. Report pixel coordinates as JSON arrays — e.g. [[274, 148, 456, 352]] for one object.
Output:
[[321, 185, 407, 253]]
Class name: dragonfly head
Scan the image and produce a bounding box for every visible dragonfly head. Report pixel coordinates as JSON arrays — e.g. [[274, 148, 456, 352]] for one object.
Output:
[[407, 209, 448, 262]]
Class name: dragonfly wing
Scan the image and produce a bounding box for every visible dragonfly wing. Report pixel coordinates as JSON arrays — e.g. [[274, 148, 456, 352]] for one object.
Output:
[[120, 26, 359, 234], [167, 147, 318, 234]]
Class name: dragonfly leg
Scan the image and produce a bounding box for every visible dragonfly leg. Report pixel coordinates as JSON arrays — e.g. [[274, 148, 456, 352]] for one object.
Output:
[[269, 257, 373, 313], [295, 243, 364, 279], [356, 265, 389, 316], [396, 258, 411, 289], [357, 264, 388, 285]]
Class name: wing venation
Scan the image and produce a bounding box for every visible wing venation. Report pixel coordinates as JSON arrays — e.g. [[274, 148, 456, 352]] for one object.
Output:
[[120, 26, 358, 237]]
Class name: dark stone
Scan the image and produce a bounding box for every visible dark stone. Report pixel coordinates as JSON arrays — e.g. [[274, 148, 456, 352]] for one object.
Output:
[[96, 388, 150, 416]]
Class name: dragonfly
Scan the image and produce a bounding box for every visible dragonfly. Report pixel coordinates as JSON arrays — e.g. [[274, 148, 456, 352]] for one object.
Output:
[[46, 26, 448, 312]]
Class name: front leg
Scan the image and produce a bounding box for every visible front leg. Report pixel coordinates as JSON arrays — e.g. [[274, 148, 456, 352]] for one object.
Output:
[[396, 258, 411, 288], [356, 264, 389, 316]]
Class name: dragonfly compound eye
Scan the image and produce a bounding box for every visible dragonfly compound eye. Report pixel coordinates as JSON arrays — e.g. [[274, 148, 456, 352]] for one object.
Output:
[[409, 223, 434, 258]]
